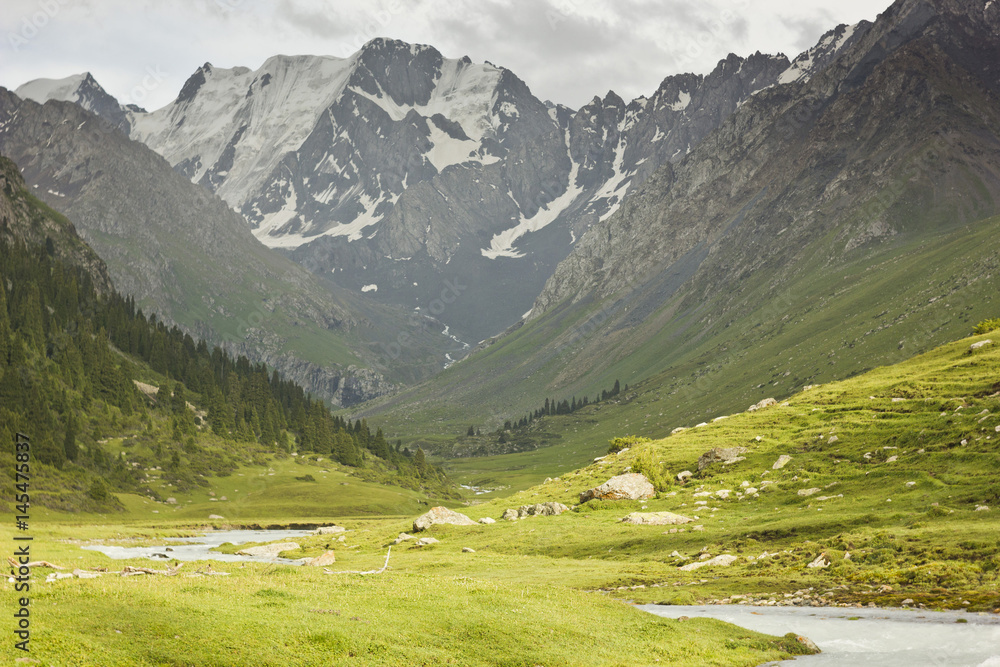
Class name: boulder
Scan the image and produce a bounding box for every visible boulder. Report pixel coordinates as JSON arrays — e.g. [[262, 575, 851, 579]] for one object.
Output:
[[392, 533, 415, 545], [772, 455, 792, 470], [807, 553, 831, 569], [412, 506, 478, 532], [461, 547, 475, 553], [697, 447, 747, 471], [510, 502, 570, 518], [676, 470, 693, 482], [501, 508, 520, 521], [579, 473, 655, 502], [315, 526, 346, 535], [797, 488, 820, 497], [747, 398, 777, 412], [970, 340, 993, 352], [678, 554, 738, 571], [414, 537, 439, 547], [621, 512, 693, 526], [236, 542, 299, 558], [306, 551, 337, 567], [478, 517, 496, 524]]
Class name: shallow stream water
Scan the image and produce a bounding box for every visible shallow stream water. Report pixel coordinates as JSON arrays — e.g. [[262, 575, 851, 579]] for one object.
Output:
[[640, 604, 1000, 666], [82, 529, 316, 564]]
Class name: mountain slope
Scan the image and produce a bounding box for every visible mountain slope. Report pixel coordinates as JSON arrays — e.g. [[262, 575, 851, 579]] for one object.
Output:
[[356, 0, 1000, 442], [0, 92, 461, 405]]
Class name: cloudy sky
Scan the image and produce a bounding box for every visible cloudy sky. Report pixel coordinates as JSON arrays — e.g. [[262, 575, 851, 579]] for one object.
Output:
[[2, 0, 890, 111]]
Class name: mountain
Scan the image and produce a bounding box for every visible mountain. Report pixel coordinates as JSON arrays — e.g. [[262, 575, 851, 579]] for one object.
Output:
[[356, 0, 1000, 442], [23, 39, 836, 343], [0, 91, 463, 406], [15, 72, 134, 133]]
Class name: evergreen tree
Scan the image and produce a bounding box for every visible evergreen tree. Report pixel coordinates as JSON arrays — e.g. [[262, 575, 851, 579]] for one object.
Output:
[[63, 417, 78, 462]]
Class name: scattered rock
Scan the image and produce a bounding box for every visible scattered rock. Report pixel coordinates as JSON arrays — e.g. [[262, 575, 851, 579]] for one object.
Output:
[[807, 553, 831, 569], [621, 512, 693, 526], [315, 526, 346, 535], [886, 455, 898, 463], [414, 537, 439, 547], [208, 514, 224, 520], [815, 494, 843, 501], [747, 398, 777, 412], [679, 555, 737, 571], [506, 502, 571, 519], [677, 470, 693, 482], [797, 488, 820, 497], [828, 435, 839, 444], [970, 340, 993, 352], [461, 547, 475, 553], [306, 551, 337, 567], [413, 506, 478, 532], [796, 635, 820, 652], [392, 533, 415, 545], [580, 473, 655, 502], [902, 598, 915, 605], [715, 489, 732, 500], [697, 447, 748, 471], [236, 542, 299, 558], [478, 517, 496, 525], [905, 481, 916, 488], [671, 427, 687, 435], [744, 487, 758, 495], [165, 497, 177, 505], [976, 505, 990, 512]]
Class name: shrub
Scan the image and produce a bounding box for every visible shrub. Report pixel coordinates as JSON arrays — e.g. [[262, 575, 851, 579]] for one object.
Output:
[[973, 318, 1000, 335], [631, 447, 672, 492], [607, 435, 651, 454]]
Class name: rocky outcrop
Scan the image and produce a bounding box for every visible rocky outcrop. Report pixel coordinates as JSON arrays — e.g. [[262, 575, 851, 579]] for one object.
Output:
[[678, 554, 738, 571], [501, 502, 570, 520], [621, 512, 692, 526], [580, 473, 655, 502], [412, 506, 478, 532], [697, 448, 748, 471]]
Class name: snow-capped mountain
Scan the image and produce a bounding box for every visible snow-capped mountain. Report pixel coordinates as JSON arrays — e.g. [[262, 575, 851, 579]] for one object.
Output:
[[15, 72, 134, 133], [17, 28, 870, 343]]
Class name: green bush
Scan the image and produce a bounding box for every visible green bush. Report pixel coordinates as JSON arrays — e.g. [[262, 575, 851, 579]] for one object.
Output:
[[973, 318, 1000, 335], [631, 447, 672, 492], [608, 435, 651, 454]]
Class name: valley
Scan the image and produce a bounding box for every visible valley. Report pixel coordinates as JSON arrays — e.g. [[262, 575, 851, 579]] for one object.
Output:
[[2, 0, 999, 664]]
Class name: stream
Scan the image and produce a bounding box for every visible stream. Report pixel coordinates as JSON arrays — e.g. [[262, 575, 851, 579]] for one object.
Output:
[[640, 605, 1000, 665], [82, 529, 316, 564]]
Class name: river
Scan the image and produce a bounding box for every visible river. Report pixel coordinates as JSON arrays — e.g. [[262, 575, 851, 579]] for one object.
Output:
[[639, 604, 1000, 666], [82, 529, 316, 564]]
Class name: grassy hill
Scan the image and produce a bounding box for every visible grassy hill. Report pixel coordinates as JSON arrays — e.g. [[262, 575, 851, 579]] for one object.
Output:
[[5, 326, 998, 665]]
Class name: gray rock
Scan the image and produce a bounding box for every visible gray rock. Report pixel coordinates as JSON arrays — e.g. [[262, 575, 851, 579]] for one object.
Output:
[[797, 488, 820, 497], [621, 512, 693, 526], [236, 542, 299, 557], [306, 551, 337, 566], [772, 455, 793, 470], [501, 509, 520, 521], [970, 340, 993, 351], [478, 517, 496, 524], [677, 470, 693, 482], [579, 473, 655, 502], [462, 547, 475, 553], [747, 398, 777, 412], [697, 447, 748, 471], [679, 554, 738, 571], [414, 537, 439, 547], [392, 533, 415, 545], [315, 526, 346, 535], [412, 506, 478, 532]]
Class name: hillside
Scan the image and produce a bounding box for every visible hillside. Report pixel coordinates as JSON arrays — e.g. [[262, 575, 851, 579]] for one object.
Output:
[[2, 325, 997, 665], [0, 151, 458, 516]]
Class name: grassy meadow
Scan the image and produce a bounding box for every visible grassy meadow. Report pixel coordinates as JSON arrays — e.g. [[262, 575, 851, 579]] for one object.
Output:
[[4, 330, 1000, 664]]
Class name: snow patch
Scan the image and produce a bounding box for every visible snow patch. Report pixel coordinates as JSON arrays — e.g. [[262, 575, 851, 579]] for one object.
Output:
[[482, 134, 583, 259], [670, 91, 691, 112]]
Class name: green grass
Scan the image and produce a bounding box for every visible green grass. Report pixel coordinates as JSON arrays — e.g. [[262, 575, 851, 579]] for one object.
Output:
[[4, 330, 1000, 665]]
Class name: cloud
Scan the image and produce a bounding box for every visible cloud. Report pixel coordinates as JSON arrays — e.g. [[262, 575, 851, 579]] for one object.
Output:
[[0, 0, 888, 112]]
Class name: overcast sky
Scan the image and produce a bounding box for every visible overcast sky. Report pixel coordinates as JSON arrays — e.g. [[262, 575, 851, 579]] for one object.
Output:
[[2, 0, 890, 111]]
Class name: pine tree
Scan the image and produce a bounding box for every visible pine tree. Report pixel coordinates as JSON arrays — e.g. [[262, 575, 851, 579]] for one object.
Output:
[[63, 417, 78, 462]]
